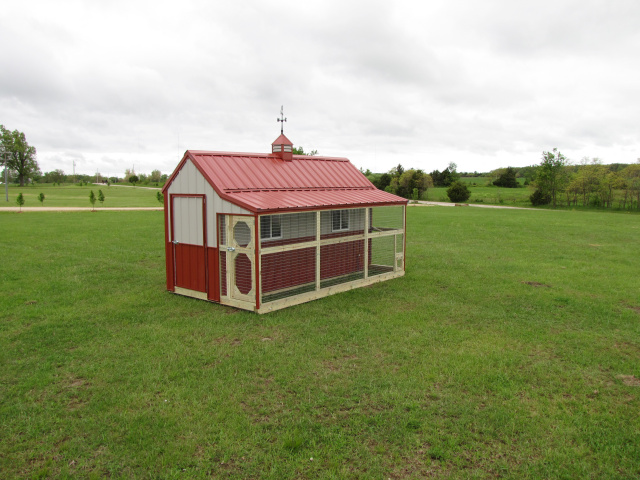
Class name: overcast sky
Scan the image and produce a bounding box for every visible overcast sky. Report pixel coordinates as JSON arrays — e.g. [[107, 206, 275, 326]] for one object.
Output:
[[1, 0, 639, 178]]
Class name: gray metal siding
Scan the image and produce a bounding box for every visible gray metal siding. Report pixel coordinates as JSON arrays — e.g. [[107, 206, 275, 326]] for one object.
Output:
[[173, 197, 204, 245], [167, 159, 250, 246]]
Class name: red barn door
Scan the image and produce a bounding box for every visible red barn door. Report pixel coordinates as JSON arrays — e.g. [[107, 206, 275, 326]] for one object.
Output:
[[171, 195, 207, 298]]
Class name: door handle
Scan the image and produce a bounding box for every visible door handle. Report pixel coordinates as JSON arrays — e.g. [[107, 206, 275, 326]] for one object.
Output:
[[227, 247, 235, 252]]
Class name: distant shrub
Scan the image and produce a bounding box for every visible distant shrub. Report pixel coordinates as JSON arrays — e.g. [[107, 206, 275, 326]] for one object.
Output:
[[493, 167, 519, 188], [589, 196, 602, 207], [447, 181, 471, 203], [530, 188, 551, 206]]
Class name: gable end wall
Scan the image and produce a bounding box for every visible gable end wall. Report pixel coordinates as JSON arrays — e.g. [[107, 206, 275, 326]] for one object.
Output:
[[167, 159, 250, 246]]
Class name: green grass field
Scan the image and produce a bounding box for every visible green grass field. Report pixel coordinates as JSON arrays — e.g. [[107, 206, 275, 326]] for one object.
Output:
[[0, 184, 162, 208], [457, 176, 527, 186], [1, 207, 639, 478], [425, 185, 533, 206]]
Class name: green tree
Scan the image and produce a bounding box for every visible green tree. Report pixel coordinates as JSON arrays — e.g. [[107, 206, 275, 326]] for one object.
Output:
[[622, 163, 640, 210], [385, 177, 400, 195], [447, 162, 460, 183], [398, 169, 432, 199], [150, 169, 162, 183], [38, 192, 45, 206], [374, 173, 392, 191], [530, 188, 551, 206], [0, 125, 40, 186], [446, 181, 471, 203], [534, 148, 569, 208], [89, 190, 96, 211], [98, 189, 105, 207], [44, 169, 65, 184], [430, 167, 456, 187], [600, 171, 625, 209], [292, 146, 318, 156], [493, 167, 519, 188], [129, 175, 139, 187], [16, 192, 25, 211], [517, 165, 539, 184], [123, 168, 134, 183], [157, 191, 164, 204]]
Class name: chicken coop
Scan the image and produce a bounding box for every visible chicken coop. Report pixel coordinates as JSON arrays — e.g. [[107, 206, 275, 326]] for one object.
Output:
[[162, 133, 407, 313]]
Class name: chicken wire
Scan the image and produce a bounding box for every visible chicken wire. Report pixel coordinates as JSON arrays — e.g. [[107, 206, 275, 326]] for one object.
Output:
[[258, 206, 404, 305]]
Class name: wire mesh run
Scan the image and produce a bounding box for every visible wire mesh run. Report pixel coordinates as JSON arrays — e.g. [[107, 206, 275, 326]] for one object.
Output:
[[368, 235, 395, 277], [258, 206, 404, 305], [371, 205, 404, 231]]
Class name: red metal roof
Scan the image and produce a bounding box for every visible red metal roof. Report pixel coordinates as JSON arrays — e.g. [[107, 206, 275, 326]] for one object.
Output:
[[225, 188, 405, 213], [166, 149, 407, 213]]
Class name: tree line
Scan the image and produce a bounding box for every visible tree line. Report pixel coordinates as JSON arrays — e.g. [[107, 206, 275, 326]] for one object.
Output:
[[365, 162, 474, 200], [364, 165, 432, 200], [1, 125, 169, 187], [363, 151, 640, 210], [528, 149, 640, 210]]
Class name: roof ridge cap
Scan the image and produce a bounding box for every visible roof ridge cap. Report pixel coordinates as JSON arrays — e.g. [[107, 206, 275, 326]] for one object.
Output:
[[223, 186, 376, 193]]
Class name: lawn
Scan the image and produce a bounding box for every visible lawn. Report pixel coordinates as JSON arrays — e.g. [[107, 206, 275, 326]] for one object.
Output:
[[424, 185, 533, 206], [0, 184, 162, 209], [1, 207, 639, 478]]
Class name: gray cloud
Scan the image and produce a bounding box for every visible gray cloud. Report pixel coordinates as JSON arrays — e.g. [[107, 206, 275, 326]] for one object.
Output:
[[1, 0, 638, 177]]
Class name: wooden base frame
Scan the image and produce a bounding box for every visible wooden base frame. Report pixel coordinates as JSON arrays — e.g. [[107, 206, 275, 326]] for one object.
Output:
[[256, 270, 404, 314], [174, 286, 208, 301]]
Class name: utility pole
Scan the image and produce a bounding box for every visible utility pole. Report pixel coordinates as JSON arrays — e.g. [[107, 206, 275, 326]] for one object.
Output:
[[1, 150, 10, 202]]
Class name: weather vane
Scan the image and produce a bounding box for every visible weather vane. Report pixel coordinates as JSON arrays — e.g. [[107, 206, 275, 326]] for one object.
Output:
[[277, 105, 287, 134]]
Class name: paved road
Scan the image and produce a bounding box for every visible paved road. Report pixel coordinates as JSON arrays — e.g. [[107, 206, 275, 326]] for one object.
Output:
[[1, 207, 163, 212], [93, 183, 161, 190], [414, 201, 540, 210], [3, 203, 539, 212]]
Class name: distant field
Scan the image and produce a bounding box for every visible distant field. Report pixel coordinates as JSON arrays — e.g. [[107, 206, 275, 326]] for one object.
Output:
[[0, 184, 162, 208], [425, 185, 533, 206], [429, 177, 531, 207], [458, 176, 526, 186], [457, 176, 492, 185], [1, 207, 639, 478]]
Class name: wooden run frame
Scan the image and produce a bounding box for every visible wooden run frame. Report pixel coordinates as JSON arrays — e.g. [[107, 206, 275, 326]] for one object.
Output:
[[217, 213, 257, 312], [255, 205, 405, 314]]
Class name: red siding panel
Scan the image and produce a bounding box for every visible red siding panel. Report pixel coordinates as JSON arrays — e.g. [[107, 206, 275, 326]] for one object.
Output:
[[321, 240, 364, 280], [261, 247, 316, 293], [234, 254, 252, 294], [220, 252, 227, 296], [207, 247, 220, 302], [175, 243, 206, 292]]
